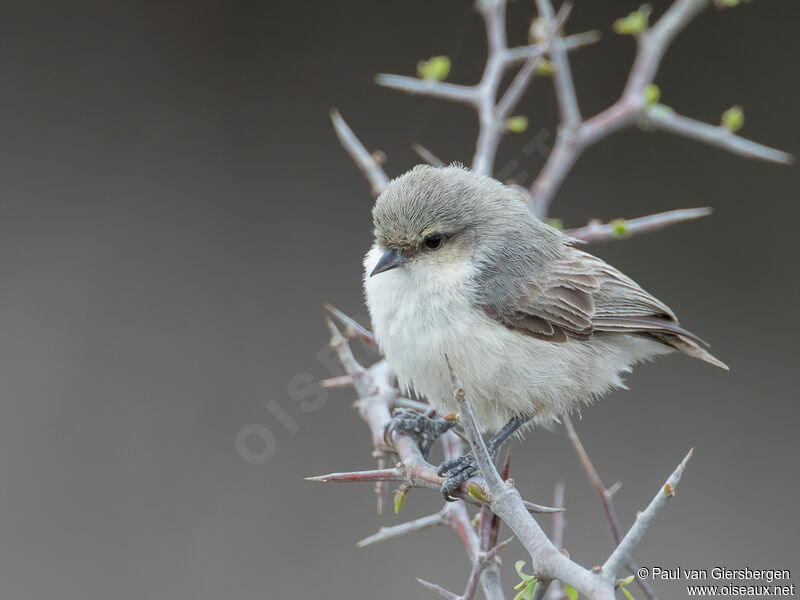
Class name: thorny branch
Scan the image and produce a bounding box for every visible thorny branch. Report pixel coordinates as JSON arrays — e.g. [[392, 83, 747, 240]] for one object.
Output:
[[310, 311, 561, 599], [320, 0, 792, 598], [448, 362, 692, 600], [529, 0, 791, 217], [563, 415, 659, 600]]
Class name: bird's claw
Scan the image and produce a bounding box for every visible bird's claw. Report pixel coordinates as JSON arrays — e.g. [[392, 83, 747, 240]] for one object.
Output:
[[384, 407, 456, 460], [438, 452, 480, 502]]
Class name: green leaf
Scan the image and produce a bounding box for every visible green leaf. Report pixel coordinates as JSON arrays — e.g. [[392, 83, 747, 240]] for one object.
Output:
[[644, 84, 660, 106], [417, 55, 451, 81], [721, 105, 744, 132], [522, 581, 537, 600], [619, 575, 635, 586], [613, 6, 650, 35], [565, 584, 579, 600], [513, 581, 537, 600], [505, 116, 529, 133], [621, 586, 635, 600], [610, 218, 629, 239], [515, 561, 528, 580], [514, 561, 537, 592]]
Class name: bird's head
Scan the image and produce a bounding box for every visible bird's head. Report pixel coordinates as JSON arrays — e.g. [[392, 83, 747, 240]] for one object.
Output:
[[369, 164, 531, 278]]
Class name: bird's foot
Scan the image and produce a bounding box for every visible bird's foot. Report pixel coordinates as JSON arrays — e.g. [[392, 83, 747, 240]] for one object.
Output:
[[384, 408, 456, 460], [438, 452, 480, 502]]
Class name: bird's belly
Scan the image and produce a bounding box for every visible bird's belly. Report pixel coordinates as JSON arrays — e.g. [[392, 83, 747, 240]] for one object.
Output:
[[363, 247, 667, 432]]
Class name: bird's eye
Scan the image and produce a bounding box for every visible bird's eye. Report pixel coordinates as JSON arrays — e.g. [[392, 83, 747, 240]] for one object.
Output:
[[424, 234, 443, 250]]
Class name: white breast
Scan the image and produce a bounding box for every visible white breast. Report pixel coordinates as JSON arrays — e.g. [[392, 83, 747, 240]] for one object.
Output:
[[363, 245, 669, 432]]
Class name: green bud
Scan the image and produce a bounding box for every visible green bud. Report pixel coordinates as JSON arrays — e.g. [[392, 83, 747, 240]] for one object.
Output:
[[721, 105, 744, 132], [613, 6, 651, 35], [644, 84, 660, 106], [417, 55, 451, 81], [536, 59, 555, 76], [547, 218, 564, 231], [565, 584, 579, 600], [620, 575, 635, 586], [467, 482, 488, 502], [505, 116, 529, 133], [611, 218, 629, 239], [393, 488, 407, 514]]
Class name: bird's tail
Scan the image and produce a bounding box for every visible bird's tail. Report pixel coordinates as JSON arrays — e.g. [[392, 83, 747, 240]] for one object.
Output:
[[661, 333, 729, 371]]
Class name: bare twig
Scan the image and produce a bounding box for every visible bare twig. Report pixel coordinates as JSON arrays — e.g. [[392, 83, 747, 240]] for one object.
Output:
[[374, 17, 599, 177], [563, 416, 658, 600], [603, 449, 694, 577], [412, 143, 446, 167], [358, 511, 447, 547], [447, 360, 616, 600], [642, 107, 793, 164], [565, 207, 712, 243], [329, 109, 389, 197], [495, 0, 577, 123], [505, 32, 601, 63], [374, 76, 478, 104], [534, 0, 581, 127], [541, 482, 566, 600], [529, 0, 791, 216]]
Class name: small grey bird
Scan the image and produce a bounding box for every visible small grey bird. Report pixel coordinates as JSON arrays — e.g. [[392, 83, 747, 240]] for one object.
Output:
[[364, 165, 726, 499]]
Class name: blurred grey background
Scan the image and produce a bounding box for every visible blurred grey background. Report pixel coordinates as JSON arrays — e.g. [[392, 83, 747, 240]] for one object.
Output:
[[0, 1, 795, 598]]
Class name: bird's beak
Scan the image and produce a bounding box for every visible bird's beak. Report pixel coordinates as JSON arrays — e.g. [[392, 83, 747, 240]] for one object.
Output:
[[370, 247, 406, 277]]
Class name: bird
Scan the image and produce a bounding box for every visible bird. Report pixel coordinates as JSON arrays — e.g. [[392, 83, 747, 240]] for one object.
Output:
[[363, 164, 726, 499]]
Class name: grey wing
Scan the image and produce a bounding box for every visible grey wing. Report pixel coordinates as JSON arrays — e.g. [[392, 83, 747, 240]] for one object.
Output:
[[481, 247, 727, 369]]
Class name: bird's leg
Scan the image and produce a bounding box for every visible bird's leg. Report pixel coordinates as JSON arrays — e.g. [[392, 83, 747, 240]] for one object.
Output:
[[438, 415, 529, 501], [383, 407, 456, 460]]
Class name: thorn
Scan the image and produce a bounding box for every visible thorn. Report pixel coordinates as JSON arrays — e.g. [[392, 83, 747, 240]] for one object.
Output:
[[323, 303, 376, 345], [305, 468, 399, 483], [607, 481, 623, 497], [416, 578, 461, 600], [411, 143, 445, 167], [320, 375, 354, 388], [500, 450, 512, 480], [485, 535, 515, 560], [523, 501, 565, 514]]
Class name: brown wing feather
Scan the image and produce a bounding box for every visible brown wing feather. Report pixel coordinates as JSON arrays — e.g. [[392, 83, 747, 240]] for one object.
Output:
[[481, 247, 727, 369]]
